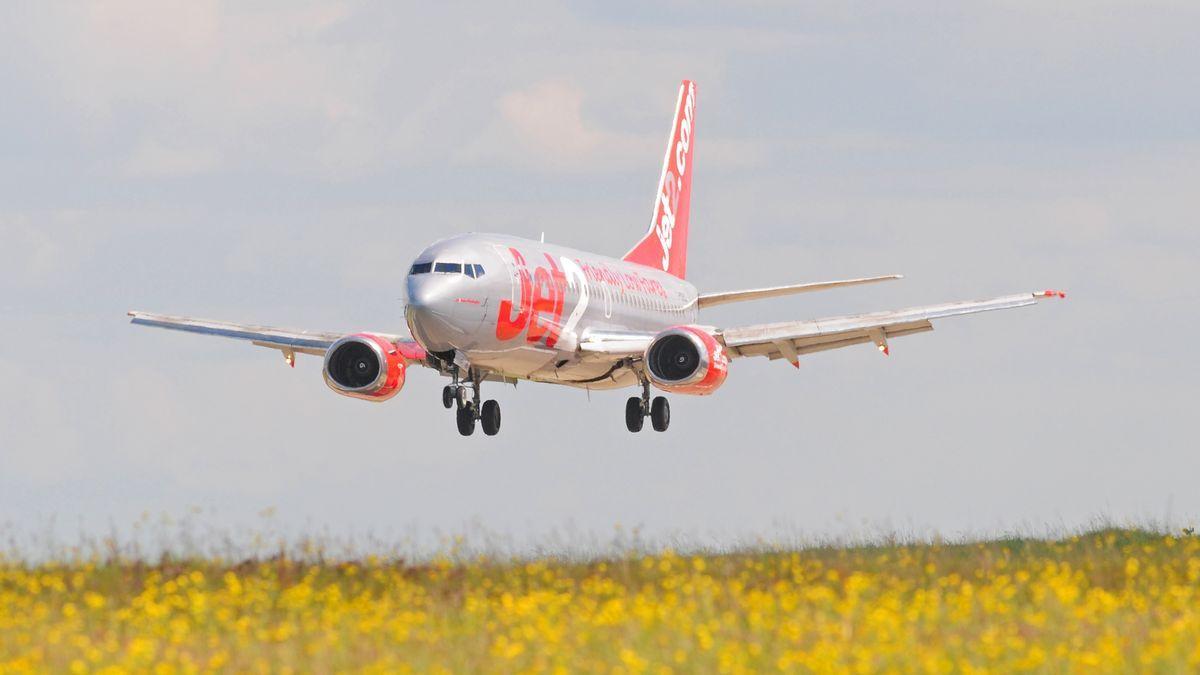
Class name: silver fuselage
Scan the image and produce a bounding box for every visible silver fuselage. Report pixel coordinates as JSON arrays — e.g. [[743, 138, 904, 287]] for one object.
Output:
[[404, 234, 698, 389]]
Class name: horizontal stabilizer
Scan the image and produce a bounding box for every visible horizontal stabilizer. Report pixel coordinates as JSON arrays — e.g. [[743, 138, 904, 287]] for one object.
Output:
[[697, 274, 903, 309]]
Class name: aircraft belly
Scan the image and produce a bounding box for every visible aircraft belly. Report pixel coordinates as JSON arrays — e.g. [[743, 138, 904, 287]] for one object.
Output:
[[528, 362, 639, 390], [468, 344, 557, 378]]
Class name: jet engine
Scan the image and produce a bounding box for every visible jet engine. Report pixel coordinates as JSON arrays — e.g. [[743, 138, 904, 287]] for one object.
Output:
[[322, 333, 407, 401], [643, 326, 729, 395]]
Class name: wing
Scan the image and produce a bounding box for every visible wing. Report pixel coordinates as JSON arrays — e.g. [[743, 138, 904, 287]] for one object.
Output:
[[127, 311, 428, 365], [718, 290, 1066, 366], [697, 274, 902, 309]]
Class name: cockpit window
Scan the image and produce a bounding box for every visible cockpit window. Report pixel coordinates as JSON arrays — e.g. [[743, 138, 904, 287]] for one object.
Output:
[[416, 261, 484, 277]]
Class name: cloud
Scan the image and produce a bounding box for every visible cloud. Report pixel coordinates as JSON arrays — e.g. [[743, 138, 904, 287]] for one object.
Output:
[[0, 211, 100, 288], [501, 82, 608, 161], [13, 2, 403, 176], [0, 358, 86, 484], [121, 139, 223, 177], [457, 79, 768, 174], [458, 80, 654, 171]]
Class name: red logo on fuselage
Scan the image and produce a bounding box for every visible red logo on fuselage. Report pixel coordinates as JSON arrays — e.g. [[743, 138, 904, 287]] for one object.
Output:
[[496, 248, 669, 348], [496, 248, 567, 348]]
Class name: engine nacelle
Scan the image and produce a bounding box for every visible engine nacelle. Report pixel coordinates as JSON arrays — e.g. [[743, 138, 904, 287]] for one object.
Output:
[[644, 326, 729, 395], [322, 333, 407, 402]]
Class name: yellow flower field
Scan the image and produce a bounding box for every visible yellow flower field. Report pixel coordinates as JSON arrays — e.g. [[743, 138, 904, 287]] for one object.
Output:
[[2, 529, 1199, 673]]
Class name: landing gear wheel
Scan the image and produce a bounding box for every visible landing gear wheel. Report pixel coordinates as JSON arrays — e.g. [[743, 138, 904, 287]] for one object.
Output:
[[456, 386, 469, 409], [442, 385, 455, 409], [651, 396, 670, 432], [625, 397, 644, 433], [481, 400, 501, 436], [456, 405, 476, 436]]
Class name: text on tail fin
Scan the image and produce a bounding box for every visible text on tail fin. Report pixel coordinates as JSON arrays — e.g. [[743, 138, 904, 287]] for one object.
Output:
[[622, 80, 696, 280]]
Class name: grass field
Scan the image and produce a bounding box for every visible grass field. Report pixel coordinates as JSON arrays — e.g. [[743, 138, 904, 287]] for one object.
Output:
[[2, 528, 1198, 673]]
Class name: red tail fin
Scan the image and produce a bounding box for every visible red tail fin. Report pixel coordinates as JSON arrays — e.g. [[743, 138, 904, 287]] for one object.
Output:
[[622, 80, 696, 279]]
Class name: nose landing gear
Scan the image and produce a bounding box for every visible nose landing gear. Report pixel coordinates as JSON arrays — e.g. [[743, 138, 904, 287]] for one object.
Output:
[[446, 368, 502, 437], [625, 372, 670, 433]]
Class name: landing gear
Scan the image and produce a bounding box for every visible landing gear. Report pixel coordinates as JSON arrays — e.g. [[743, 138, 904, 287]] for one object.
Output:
[[481, 400, 501, 436], [625, 397, 644, 432], [449, 367, 502, 437], [651, 396, 670, 432], [626, 372, 670, 432], [456, 406, 476, 436]]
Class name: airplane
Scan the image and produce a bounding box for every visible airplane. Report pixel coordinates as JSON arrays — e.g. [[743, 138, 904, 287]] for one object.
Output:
[[128, 80, 1065, 437]]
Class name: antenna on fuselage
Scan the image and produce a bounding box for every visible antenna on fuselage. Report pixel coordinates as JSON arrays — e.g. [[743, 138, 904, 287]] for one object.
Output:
[[540, 231, 545, 243]]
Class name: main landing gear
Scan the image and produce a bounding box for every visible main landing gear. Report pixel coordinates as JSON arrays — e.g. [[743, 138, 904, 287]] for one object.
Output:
[[625, 374, 669, 433], [445, 370, 501, 437]]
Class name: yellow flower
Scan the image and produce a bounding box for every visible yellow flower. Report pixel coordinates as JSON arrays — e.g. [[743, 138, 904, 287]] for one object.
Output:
[[1125, 557, 1140, 577], [2, 528, 1199, 671]]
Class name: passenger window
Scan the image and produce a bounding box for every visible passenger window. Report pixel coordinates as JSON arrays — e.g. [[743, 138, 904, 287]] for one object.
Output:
[[410, 262, 432, 274], [434, 262, 462, 274]]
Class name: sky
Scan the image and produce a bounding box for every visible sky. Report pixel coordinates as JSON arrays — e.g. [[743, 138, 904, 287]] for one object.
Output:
[[1, 1, 1197, 554]]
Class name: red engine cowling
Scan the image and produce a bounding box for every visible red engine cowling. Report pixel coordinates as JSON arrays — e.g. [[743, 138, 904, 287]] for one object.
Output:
[[322, 333, 407, 401], [643, 326, 729, 395]]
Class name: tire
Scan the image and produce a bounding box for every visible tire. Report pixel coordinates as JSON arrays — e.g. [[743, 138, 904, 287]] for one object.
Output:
[[625, 397, 644, 432], [442, 385, 455, 409], [481, 400, 501, 436], [651, 396, 670, 432], [456, 405, 476, 436]]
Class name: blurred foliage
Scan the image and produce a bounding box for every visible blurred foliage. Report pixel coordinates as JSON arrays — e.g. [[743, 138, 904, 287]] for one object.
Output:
[[2, 528, 1199, 672]]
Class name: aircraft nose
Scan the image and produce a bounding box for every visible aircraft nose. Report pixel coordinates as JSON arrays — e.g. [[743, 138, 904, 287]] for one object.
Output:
[[405, 276, 459, 351], [406, 276, 450, 313]]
